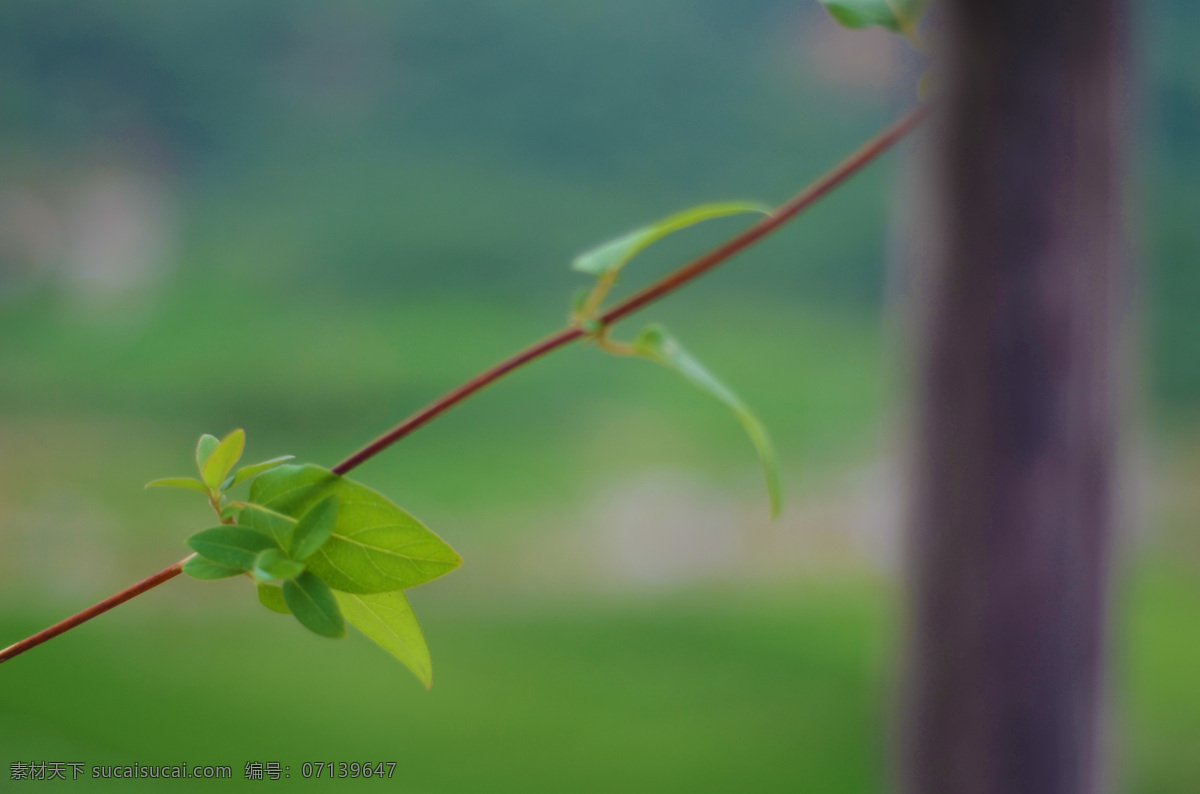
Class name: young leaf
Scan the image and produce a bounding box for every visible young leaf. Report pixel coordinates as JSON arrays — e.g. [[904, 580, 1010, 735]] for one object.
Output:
[[252, 548, 306, 582], [230, 455, 295, 488], [196, 434, 221, 473], [817, 0, 925, 32], [336, 591, 433, 688], [572, 203, 772, 277], [247, 464, 462, 594], [258, 583, 291, 614], [201, 429, 245, 491], [186, 525, 276, 571], [283, 571, 346, 638], [182, 554, 243, 580], [633, 324, 782, 517], [145, 477, 210, 495], [289, 495, 338, 560]]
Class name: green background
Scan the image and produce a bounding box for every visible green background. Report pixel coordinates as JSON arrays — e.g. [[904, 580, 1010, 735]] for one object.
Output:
[[1, 1, 1198, 790]]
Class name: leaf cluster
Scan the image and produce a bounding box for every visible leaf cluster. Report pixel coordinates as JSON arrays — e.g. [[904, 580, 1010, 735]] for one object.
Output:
[[147, 430, 293, 520], [150, 433, 456, 687]]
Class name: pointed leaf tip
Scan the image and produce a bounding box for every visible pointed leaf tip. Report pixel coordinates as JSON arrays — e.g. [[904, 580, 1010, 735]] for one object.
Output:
[[336, 590, 433, 687], [633, 324, 782, 518]]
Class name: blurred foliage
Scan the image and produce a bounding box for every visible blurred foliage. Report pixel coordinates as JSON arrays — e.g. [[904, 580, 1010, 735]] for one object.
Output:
[[0, 0, 894, 307], [1146, 0, 1200, 411]]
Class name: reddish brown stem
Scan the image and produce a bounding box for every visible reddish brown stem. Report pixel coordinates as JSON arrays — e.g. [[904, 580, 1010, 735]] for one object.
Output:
[[0, 558, 189, 663], [599, 103, 928, 327], [0, 104, 926, 666], [331, 327, 585, 474], [332, 103, 928, 476]]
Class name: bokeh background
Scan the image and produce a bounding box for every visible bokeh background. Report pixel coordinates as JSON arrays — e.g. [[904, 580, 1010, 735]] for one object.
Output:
[[1, 1, 1197, 791]]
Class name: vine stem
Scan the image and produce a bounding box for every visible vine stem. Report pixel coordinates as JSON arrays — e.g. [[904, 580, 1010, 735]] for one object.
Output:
[[0, 556, 194, 663], [0, 103, 927, 666], [330, 103, 927, 473]]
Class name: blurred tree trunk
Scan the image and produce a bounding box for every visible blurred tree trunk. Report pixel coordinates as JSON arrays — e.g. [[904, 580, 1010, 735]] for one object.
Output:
[[902, 1, 1128, 793]]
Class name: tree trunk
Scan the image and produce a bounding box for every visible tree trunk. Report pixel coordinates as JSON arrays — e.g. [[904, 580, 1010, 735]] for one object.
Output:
[[902, 1, 1128, 793]]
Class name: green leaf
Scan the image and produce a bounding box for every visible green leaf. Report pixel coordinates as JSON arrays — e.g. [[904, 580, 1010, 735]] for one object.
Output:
[[235, 502, 297, 549], [185, 525, 276, 571], [182, 554, 243, 580], [336, 591, 433, 688], [817, 0, 925, 32], [220, 503, 243, 522], [201, 429, 245, 491], [230, 455, 295, 488], [633, 324, 782, 517], [252, 548, 306, 582], [145, 477, 210, 495], [245, 464, 462, 594], [284, 571, 346, 638], [291, 494, 343, 563], [289, 495, 338, 560], [572, 202, 771, 277], [196, 434, 220, 473], [258, 583, 291, 614]]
